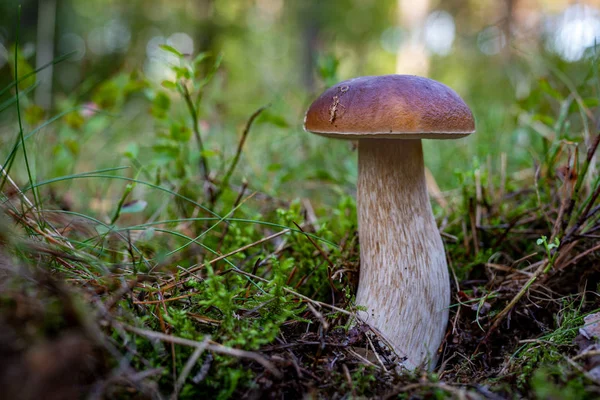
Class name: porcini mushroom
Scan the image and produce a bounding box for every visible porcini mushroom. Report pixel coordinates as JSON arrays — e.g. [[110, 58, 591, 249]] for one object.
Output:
[[304, 75, 475, 370]]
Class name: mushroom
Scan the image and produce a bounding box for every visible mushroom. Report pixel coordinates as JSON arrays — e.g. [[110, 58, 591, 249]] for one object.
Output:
[[304, 75, 475, 370]]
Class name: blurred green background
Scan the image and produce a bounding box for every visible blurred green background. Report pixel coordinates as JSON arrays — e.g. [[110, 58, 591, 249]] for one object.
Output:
[[0, 0, 598, 210]]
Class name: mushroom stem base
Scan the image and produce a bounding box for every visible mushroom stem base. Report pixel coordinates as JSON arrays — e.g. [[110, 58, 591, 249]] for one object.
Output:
[[356, 139, 449, 370]]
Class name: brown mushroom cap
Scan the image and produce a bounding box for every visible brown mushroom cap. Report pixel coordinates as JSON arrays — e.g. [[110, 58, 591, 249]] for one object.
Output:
[[304, 75, 475, 139]]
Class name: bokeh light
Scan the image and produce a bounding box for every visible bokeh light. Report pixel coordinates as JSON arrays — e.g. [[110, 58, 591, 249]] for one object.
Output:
[[548, 4, 600, 62], [477, 25, 506, 55], [87, 19, 131, 55], [0, 43, 7, 69], [380, 26, 404, 54], [144, 35, 177, 83], [423, 10, 455, 56], [58, 33, 86, 61], [104, 19, 131, 53], [167, 32, 194, 56]]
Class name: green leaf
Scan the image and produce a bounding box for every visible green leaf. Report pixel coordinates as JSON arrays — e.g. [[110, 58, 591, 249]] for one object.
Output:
[[121, 200, 148, 214], [267, 163, 282, 172], [532, 113, 554, 126], [317, 54, 340, 87], [151, 91, 171, 115], [583, 97, 600, 108], [200, 149, 218, 158], [161, 80, 177, 90], [159, 44, 183, 57], [92, 80, 120, 109], [193, 52, 210, 65], [64, 138, 80, 155], [258, 110, 289, 128], [64, 112, 85, 129], [173, 66, 191, 80], [198, 53, 223, 87], [124, 142, 139, 159], [150, 91, 171, 119], [153, 140, 180, 159], [24, 104, 46, 126], [8, 45, 36, 90], [539, 79, 562, 101], [170, 123, 192, 142]]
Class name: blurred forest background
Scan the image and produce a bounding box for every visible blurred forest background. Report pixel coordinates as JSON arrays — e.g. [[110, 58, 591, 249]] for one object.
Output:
[[2, 0, 600, 204]]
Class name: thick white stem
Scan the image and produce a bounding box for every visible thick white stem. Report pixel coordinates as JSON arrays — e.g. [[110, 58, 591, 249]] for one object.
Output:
[[356, 139, 449, 370]]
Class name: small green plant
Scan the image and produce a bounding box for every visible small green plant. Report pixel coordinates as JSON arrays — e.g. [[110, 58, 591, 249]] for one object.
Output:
[[145, 46, 223, 209], [537, 235, 561, 271], [531, 366, 588, 400]]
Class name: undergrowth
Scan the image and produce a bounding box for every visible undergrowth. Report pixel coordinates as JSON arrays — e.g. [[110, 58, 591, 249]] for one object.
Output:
[[1, 35, 600, 399]]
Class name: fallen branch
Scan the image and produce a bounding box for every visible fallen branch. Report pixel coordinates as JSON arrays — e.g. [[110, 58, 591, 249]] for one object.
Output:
[[118, 323, 282, 378]]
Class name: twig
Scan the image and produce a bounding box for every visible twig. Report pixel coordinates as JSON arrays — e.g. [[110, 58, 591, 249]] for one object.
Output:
[[500, 152, 506, 200], [171, 336, 211, 400], [485, 263, 533, 277], [227, 267, 354, 316], [478, 259, 549, 350], [565, 177, 600, 241], [14, 11, 42, 213], [341, 364, 355, 397], [425, 167, 448, 210], [561, 353, 600, 386], [155, 288, 177, 383], [563, 132, 600, 234], [118, 323, 282, 378], [468, 197, 479, 254], [553, 147, 577, 239], [475, 168, 482, 226], [219, 105, 269, 198], [306, 302, 329, 331], [346, 347, 378, 369], [104, 277, 140, 310], [365, 333, 388, 372], [293, 221, 337, 302], [133, 291, 199, 305], [561, 242, 600, 268], [1, 166, 78, 252], [572, 350, 600, 361], [161, 228, 292, 291], [0, 163, 35, 209], [216, 179, 248, 253], [181, 84, 210, 183]]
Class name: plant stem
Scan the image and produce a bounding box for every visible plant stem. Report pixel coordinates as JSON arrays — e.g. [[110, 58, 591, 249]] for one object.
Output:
[[181, 84, 210, 182], [216, 105, 268, 202], [15, 6, 42, 215]]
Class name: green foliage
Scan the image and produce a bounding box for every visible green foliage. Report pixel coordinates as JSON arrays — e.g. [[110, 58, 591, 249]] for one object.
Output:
[[531, 367, 587, 400], [7, 45, 35, 90], [120, 256, 308, 397], [317, 53, 340, 88], [349, 364, 377, 395], [511, 302, 586, 389], [144, 48, 224, 201]]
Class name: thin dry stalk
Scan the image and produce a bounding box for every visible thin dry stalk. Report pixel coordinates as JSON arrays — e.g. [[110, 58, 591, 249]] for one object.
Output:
[[161, 228, 292, 291], [171, 336, 211, 400], [119, 323, 282, 378], [478, 258, 550, 350]]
